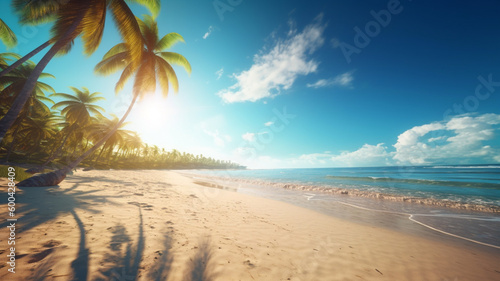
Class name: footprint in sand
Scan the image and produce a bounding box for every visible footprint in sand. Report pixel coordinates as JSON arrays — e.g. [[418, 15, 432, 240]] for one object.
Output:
[[243, 259, 256, 268], [42, 240, 62, 248]]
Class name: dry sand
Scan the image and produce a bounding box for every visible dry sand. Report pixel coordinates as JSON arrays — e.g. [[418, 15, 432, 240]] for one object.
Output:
[[0, 169, 499, 280]]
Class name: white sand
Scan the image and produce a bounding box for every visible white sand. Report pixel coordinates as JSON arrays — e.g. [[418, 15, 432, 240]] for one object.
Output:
[[0, 169, 499, 280]]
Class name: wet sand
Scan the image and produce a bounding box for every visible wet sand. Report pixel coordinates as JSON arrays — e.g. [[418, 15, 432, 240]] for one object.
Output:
[[0, 169, 499, 280]]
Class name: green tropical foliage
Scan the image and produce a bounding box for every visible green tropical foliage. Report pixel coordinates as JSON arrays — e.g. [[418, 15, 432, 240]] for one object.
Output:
[[0, 0, 159, 144], [0, 18, 17, 48], [95, 14, 191, 97], [0, 2, 243, 185]]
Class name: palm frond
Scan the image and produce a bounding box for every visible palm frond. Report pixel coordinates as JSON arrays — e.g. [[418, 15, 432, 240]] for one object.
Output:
[[38, 72, 56, 79], [36, 81, 56, 93], [12, 0, 60, 25], [95, 52, 129, 75], [89, 91, 105, 100], [87, 106, 105, 117], [69, 86, 83, 95], [32, 99, 52, 114], [156, 32, 184, 50], [0, 18, 17, 48], [0, 52, 22, 63], [133, 58, 156, 98], [80, 0, 107, 55], [102, 43, 128, 60], [136, 15, 158, 51], [87, 96, 106, 103], [157, 57, 179, 93], [155, 57, 169, 97], [50, 0, 86, 48], [158, 52, 191, 74], [125, 0, 161, 18], [115, 64, 135, 93], [55, 40, 75, 56], [36, 95, 55, 105], [110, 0, 144, 70], [50, 92, 80, 101], [52, 100, 77, 110]]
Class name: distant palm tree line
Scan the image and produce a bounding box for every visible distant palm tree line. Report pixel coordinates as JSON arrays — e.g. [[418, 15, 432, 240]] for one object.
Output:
[[0, 63, 242, 170], [0, 1, 243, 180]]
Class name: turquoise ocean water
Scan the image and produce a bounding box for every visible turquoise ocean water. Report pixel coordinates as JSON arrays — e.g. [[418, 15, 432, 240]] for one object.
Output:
[[193, 165, 500, 208], [186, 165, 500, 248]]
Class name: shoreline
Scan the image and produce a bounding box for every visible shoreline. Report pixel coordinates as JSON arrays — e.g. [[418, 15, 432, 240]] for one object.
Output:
[[181, 172, 500, 213], [180, 171, 500, 250], [4, 163, 497, 214], [1, 169, 499, 280]]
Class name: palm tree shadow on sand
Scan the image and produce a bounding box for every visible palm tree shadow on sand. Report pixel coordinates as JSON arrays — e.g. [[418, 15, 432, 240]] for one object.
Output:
[[0, 175, 127, 232], [147, 233, 174, 281], [183, 237, 217, 281], [96, 205, 145, 281], [0, 179, 122, 280], [147, 234, 217, 281], [1, 178, 217, 280], [97, 217, 217, 281]]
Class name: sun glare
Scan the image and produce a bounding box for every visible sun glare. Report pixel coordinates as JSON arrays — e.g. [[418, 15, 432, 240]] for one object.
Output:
[[129, 92, 180, 141]]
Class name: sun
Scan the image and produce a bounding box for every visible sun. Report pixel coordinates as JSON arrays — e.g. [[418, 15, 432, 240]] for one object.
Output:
[[139, 97, 164, 124], [128, 92, 180, 141]]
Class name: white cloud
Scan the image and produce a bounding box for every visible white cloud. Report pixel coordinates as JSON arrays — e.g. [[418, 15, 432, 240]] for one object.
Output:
[[315, 113, 500, 167], [330, 143, 392, 167], [296, 144, 393, 167], [203, 26, 215, 39], [217, 16, 325, 103], [242, 132, 256, 142], [215, 68, 224, 80], [393, 114, 500, 165], [264, 121, 274, 127], [230, 113, 500, 168], [307, 71, 354, 89]]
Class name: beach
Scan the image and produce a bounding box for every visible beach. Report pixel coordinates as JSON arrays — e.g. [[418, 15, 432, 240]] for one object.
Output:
[[1, 169, 500, 280]]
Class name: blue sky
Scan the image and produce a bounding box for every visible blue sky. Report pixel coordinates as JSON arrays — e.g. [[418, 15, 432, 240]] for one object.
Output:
[[2, 0, 500, 168]]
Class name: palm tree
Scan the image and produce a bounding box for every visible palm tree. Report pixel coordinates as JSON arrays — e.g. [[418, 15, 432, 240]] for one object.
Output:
[[87, 115, 132, 166], [0, 0, 160, 143], [17, 15, 190, 187], [17, 113, 58, 154], [0, 18, 17, 48], [115, 131, 142, 160], [43, 87, 105, 165], [0, 61, 55, 110], [0, 41, 52, 78], [0, 53, 22, 75], [0, 61, 55, 161], [126, 132, 143, 158]]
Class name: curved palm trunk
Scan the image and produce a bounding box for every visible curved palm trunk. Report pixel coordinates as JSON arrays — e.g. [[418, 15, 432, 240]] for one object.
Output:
[[42, 128, 73, 166], [93, 142, 109, 166], [0, 12, 86, 143], [49, 135, 71, 162], [0, 40, 51, 78], [17, 94, 139, 187]]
